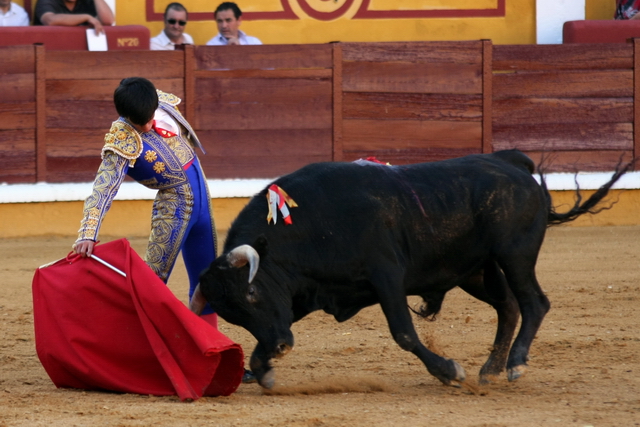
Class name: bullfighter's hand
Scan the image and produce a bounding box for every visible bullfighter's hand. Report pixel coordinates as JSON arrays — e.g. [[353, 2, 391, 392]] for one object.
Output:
[[73, 240, 96, 258]]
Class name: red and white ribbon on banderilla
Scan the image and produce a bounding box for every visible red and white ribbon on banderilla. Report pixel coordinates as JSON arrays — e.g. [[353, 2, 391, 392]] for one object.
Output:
[[266, 184, 298, 225]]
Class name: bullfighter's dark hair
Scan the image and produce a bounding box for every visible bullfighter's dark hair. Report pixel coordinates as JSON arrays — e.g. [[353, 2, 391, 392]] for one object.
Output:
[[215, 2, 242, 19], [164, 2, 188, 20], [114, 77, 158, 127]]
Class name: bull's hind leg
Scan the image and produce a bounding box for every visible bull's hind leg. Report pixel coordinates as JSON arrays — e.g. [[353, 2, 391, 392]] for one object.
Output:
[[499, 261, 550, 381], [459, 261, 520, 384], [373, 267, 466, 387]]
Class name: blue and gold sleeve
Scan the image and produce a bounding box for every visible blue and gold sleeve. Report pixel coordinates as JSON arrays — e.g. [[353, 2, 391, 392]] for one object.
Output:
[[76, 152, 129, 243]]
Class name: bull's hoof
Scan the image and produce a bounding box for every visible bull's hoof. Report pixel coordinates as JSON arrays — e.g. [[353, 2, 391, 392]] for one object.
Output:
[[479, 373, 500, 385], [242, 369, 257, 384], [450, 359, 466, 387], [507, 365, 526, 382], [437, 359, 466, 387], [258, 368, 276, 389]]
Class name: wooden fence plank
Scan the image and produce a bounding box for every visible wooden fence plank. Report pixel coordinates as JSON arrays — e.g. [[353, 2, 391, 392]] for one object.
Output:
[[0, 103, 36, 129], [493, 123, 632, 151], [493, 44, 633, 71], [341, 148, 481, 165], [493, 98, 633, 125], [44, 78, 184, 102], [194, 78, 332, 130], [342, 41, 483, 63], [634, 39, 640, 163], [493, 70, 633, 98], [46, 101, 116, 129], [343, 62, 482, 94], [198, 128, 332, 179], [524, 150, 633, 172], [45, 51, 184, 80], [45, 156, 102, 183], [35, 45, 46, 183], [333, 43, 343, 162], [197, 129, 332, 157], [194, 69, 332, 79], [482, 40, 492, 154], [3, 74, 35, 103], [197, 128, 331, 178], [0, 129, 36, 183], [46, 79, 120, 102], [196, 128, 332, 178], [45, 129, 106, 157], [0, 45, 35, 74], [343, 92, 482, 121], [183, 45, 195, 123], [194, 44, 333, 70], [199, 155, 329, 179], [342, 119, 481, 150]]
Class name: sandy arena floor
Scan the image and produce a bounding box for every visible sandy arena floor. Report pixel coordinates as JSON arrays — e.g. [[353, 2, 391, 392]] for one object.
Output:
[[1, 226, 639, 426]]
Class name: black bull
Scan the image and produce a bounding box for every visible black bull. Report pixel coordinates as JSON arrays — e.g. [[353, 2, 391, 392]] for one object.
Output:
[[190, 150, 631, 389]]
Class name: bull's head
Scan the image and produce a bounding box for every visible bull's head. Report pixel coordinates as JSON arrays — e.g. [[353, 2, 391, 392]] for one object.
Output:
[[190, 236, 294, 389]]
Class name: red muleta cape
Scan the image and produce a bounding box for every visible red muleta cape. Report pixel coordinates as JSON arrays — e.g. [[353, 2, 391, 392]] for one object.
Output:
[[32, 238, 244, 401]]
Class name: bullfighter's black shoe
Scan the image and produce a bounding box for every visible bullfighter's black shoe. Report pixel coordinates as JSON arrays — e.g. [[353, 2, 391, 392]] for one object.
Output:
[[242, 369, 257, 384]]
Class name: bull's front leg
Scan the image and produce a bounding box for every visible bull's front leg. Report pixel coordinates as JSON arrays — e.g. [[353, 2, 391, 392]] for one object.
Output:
[[373, 267, 466, 387], [249, 343, 276, 389]]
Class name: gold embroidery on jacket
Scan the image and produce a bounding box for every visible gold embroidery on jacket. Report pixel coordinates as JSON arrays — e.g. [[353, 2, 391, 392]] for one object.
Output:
[[140, 131, 193, 189], [165, 135, 194, 166], [153, 162, 166, 174], [144, 184, 194, 282], [76, 152, 128, 242], [102, 121, 142, 166], [144, 150, 158, 162], [157, 90, 181, 106]]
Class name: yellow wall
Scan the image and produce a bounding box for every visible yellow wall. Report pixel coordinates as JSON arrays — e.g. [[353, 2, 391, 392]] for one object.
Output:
[[15, 0, 615, 44], [0, 198, 250, 239], [122, 0, 537, 45], [586, 0, 615, 20], [15, 0, 619, 45], [1, 190, 638, 240], [16, 0, 536, 45]]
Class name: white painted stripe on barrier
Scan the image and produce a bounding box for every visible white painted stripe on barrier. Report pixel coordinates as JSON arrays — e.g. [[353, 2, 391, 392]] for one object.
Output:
[[532, 171, 640, 190], [0, 179, 274, 203], [1, 173, 639, 204]]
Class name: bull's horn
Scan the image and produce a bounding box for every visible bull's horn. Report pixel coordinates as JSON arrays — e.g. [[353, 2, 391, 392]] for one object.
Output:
[[189, 284, 207, 315], [227, 244, 260, 283]]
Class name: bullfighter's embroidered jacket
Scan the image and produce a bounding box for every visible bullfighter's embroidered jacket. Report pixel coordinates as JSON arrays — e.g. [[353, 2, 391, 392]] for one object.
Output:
[[76, 90, 204, 244]]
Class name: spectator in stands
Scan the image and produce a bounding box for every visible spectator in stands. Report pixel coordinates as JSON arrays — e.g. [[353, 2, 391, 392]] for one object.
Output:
[[0, 0, 29, 26], [151, 2, 193, 50], [615, 0, 640, 19], [206, 2, 261, 45], [33, 0, 114, 34]]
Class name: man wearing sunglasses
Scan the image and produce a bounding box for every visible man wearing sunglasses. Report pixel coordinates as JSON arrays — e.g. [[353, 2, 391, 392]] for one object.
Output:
[[151, 2, 193, 50]]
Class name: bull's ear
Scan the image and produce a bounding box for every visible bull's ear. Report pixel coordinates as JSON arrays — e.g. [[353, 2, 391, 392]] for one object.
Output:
[[252, 234, 268, 258]]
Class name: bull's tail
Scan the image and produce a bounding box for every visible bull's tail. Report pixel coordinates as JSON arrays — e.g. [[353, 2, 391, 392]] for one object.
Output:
[[538, 158, 635, 226]]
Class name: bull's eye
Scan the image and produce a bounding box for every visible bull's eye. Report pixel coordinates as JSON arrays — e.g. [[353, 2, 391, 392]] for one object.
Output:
[[246, 284, 257, 304]]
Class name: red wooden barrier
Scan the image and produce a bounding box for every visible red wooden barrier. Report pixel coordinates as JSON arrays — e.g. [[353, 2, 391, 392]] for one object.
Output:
[[0, 40, 637, 185], [0, 25, 150, 51]]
